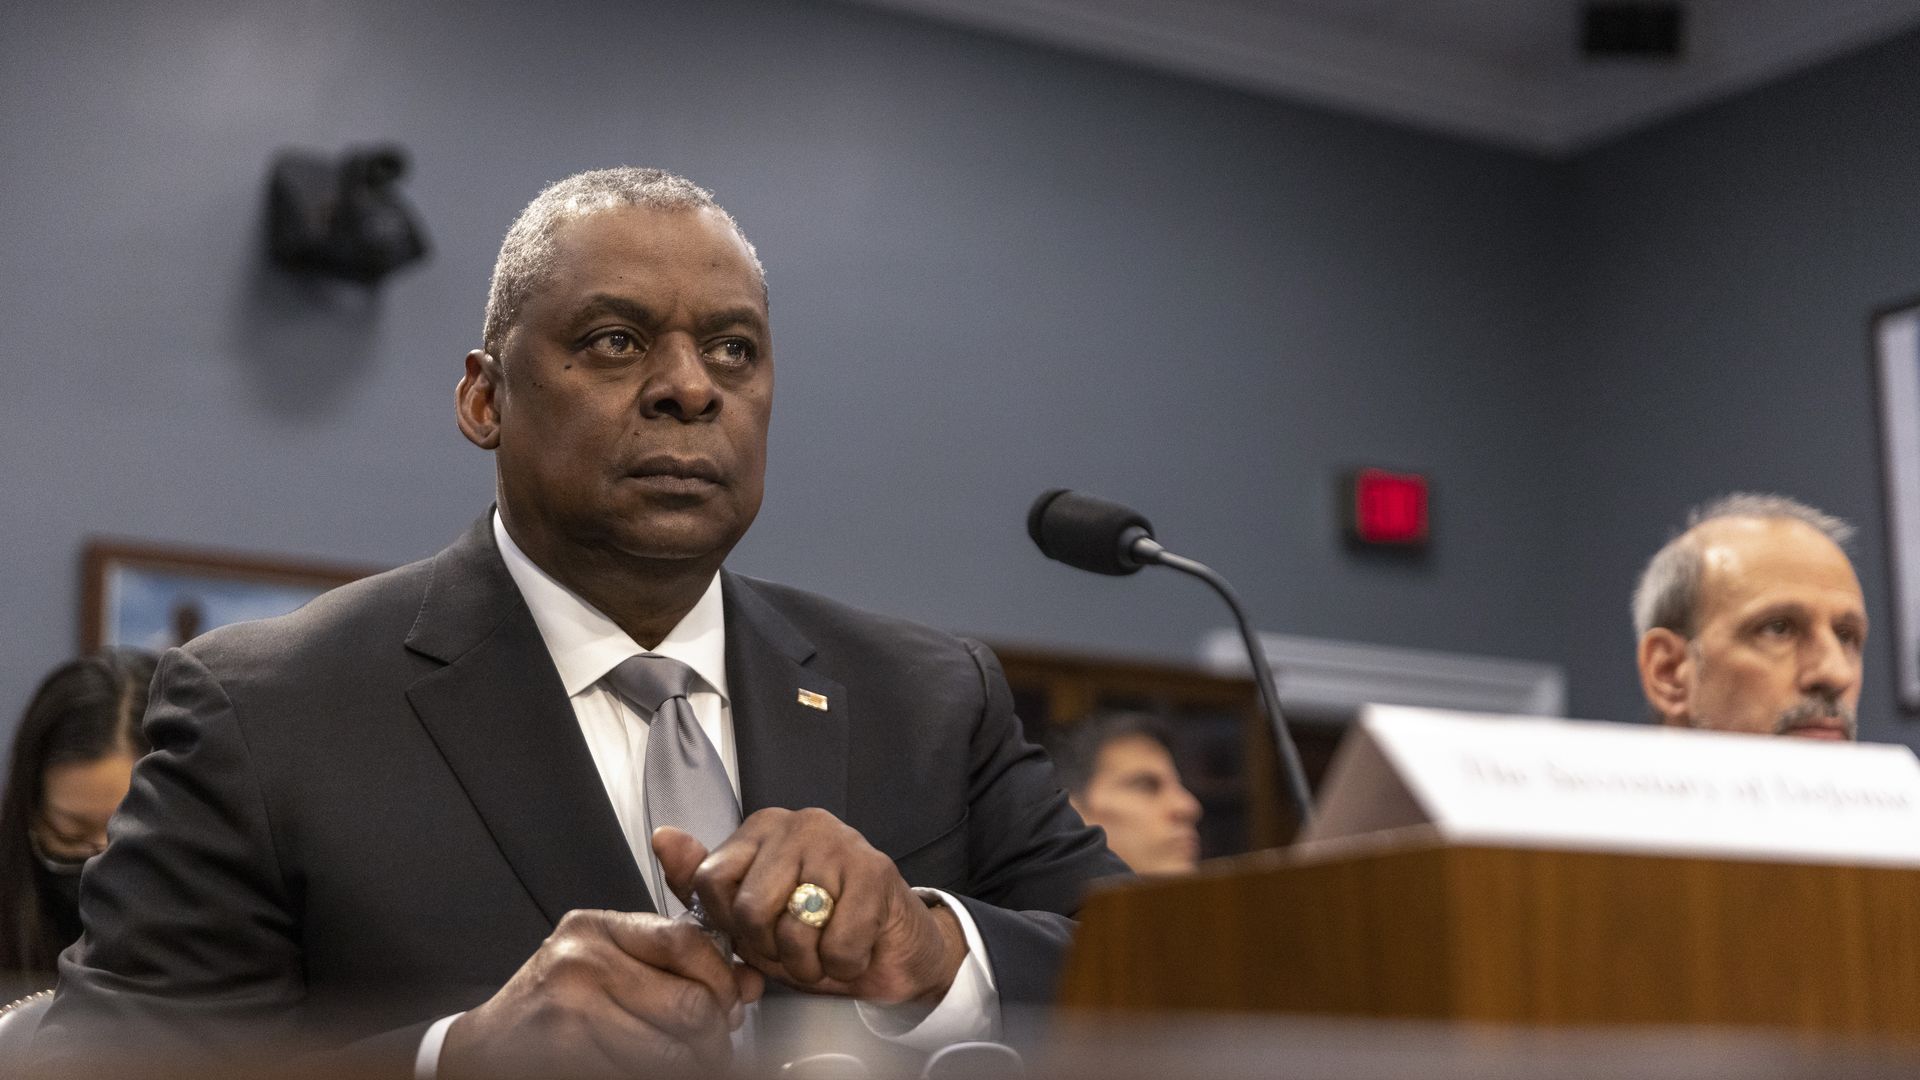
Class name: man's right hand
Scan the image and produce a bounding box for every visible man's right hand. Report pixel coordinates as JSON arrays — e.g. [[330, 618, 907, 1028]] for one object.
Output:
[[438, 908, 763, 1080]]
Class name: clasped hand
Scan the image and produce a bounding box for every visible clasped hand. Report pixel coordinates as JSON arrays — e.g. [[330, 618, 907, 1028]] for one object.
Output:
[[656, 807, 968, 1006], [441, 808, 967, 1079]]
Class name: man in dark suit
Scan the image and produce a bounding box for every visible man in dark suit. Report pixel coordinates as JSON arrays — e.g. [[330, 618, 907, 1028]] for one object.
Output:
[[34, 167, 1122, 1078]]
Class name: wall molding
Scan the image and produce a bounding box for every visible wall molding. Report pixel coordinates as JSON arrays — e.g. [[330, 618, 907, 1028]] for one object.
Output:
[[1197, 630, 1566, 719]]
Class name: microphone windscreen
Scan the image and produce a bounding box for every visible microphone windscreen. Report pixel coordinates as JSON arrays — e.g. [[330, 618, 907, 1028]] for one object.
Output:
[[1027, 489, 1154, 576]]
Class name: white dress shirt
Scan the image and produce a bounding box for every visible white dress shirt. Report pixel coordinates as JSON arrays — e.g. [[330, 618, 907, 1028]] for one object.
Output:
[[411, 514, 998, 1077]]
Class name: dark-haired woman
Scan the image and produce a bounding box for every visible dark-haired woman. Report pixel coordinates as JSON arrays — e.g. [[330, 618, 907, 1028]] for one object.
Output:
[[0, 649, 154, 996]]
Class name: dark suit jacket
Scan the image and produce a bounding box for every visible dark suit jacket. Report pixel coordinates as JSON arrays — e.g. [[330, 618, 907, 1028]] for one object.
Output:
[[34, 518, 1123, 1074]]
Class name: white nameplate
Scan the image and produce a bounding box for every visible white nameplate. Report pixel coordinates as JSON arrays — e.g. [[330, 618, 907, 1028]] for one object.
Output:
[[1302, 705, 1920, 866]]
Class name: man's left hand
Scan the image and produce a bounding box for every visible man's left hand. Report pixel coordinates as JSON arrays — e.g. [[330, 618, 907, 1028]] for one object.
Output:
[[653, 810, 969, 1006]]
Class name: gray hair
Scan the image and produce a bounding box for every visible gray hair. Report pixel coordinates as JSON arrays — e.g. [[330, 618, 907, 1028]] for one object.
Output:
[[1631, 493, 1855, 638], [481, 167, 765, 357]]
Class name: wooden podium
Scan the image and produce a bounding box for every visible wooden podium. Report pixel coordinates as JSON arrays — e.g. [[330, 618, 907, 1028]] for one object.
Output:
[[1059, 836, 1920, 1037]]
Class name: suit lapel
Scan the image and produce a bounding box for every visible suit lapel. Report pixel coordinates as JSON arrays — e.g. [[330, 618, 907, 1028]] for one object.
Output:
[[404, 517, 655, 923], [724, 573, 848, 819]]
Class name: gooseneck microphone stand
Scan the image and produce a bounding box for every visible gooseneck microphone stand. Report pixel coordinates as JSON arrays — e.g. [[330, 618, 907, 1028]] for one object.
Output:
[[1127, 531, 1314, 829]]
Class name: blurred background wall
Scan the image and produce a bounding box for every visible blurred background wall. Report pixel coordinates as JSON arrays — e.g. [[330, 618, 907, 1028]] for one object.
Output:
[[2, 0, 1916, 746], [1556, 34, 1920, 733]]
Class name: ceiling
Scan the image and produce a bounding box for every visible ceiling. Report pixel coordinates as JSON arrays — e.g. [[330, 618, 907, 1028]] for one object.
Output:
[[839, 0, 1920, 156]]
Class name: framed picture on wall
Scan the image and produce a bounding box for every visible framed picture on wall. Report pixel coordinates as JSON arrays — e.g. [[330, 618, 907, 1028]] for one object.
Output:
[[80, 539, 383, 653], [1873, 298, 1920, 712]]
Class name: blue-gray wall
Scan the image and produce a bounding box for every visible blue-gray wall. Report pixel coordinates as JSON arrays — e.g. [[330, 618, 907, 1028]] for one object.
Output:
[[1557, 30, 1920, 741], [0, 0, 1569, 736], [4, 0, 1918, 751]]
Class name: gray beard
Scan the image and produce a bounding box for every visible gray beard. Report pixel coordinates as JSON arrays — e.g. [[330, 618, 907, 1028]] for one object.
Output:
[[1770, 694, 1857, 740]]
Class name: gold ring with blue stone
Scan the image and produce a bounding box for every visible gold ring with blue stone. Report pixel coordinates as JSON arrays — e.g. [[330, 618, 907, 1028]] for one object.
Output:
[[787, 882, 834, 928]]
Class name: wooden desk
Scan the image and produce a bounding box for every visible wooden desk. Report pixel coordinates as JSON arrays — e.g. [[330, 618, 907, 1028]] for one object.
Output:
[[1061, 838, 1920, 1036]]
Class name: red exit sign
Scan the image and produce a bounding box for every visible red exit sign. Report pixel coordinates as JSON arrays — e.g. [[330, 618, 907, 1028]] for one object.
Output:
[[1344, 468, 1430, 548]]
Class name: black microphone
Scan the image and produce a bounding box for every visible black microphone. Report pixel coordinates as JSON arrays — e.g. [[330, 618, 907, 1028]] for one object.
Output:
[[1025, 489, 1157, 575], [1026, 489, 1314, 829]]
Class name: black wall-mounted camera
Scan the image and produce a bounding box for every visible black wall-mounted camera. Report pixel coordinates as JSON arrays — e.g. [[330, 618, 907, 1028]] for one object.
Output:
[[267, 145, 429, 285]]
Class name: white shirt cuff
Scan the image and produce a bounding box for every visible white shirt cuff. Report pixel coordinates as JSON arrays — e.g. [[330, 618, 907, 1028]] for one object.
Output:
[[854, 888, 1000, 1049], [414, 1012, 463, 1080], [414, 890, 999, 1071]]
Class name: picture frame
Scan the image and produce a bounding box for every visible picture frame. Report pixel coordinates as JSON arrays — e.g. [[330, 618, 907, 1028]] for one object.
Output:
[[1872, 298, 1920, 712], [80, 538, 383, 653]]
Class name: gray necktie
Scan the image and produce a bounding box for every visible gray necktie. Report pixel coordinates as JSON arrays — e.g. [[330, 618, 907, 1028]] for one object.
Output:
[[606, 654, 740, 915]]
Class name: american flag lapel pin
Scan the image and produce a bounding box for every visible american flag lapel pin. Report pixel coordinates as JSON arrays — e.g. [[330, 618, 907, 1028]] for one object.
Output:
[[796, 688, 829, 711]]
